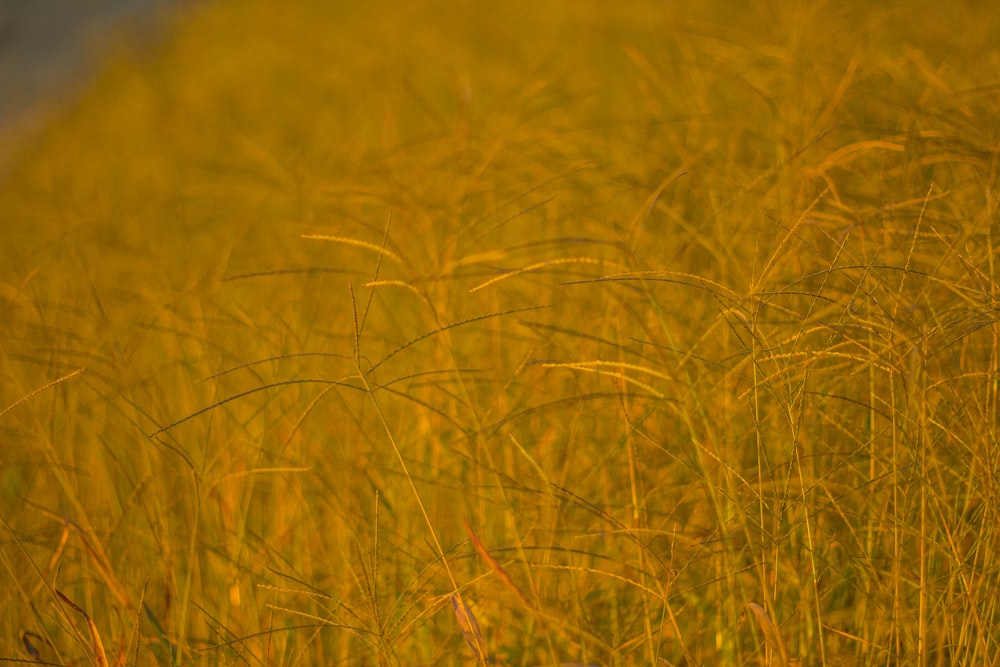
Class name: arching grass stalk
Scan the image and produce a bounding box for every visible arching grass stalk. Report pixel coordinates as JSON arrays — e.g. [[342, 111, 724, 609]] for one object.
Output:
[[347, 275, 490, 664]]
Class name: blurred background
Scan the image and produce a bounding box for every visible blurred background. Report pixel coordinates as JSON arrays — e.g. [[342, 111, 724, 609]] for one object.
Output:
[[0, 0, 186, 153]]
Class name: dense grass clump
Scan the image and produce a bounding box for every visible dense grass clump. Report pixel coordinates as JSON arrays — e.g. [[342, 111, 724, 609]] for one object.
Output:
[[2, 0, 999, 664]]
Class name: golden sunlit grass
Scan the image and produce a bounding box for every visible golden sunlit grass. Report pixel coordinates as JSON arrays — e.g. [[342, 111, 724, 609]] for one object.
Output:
[[2, 0, 999, 664]]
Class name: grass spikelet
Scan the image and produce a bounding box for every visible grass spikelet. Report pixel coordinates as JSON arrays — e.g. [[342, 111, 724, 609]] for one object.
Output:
[[740, 602, 789, 667], [469, 257, 605, 293], [540, 361, 666, 398], [56, 590, 110, 667], [451, 593, 490, 665], [362, 279, 427, 300], [301, 234, 402, 264], [464, 519, 534, 610], [0, 368, 85, 420]]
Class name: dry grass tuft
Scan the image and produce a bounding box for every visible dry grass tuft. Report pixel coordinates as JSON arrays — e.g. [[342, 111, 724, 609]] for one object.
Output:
[[2, 0, 1000, 664]]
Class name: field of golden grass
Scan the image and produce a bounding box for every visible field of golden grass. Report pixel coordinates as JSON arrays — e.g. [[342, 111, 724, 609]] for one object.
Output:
[[2, 0, 999, 664]]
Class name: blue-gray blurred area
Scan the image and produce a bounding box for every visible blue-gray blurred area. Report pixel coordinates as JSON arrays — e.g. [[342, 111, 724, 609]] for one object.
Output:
[[0, 0, 188, 147]]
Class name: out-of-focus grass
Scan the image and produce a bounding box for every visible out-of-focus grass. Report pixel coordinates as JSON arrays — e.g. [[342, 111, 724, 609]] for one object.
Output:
[[2, 0, 999, 664]]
